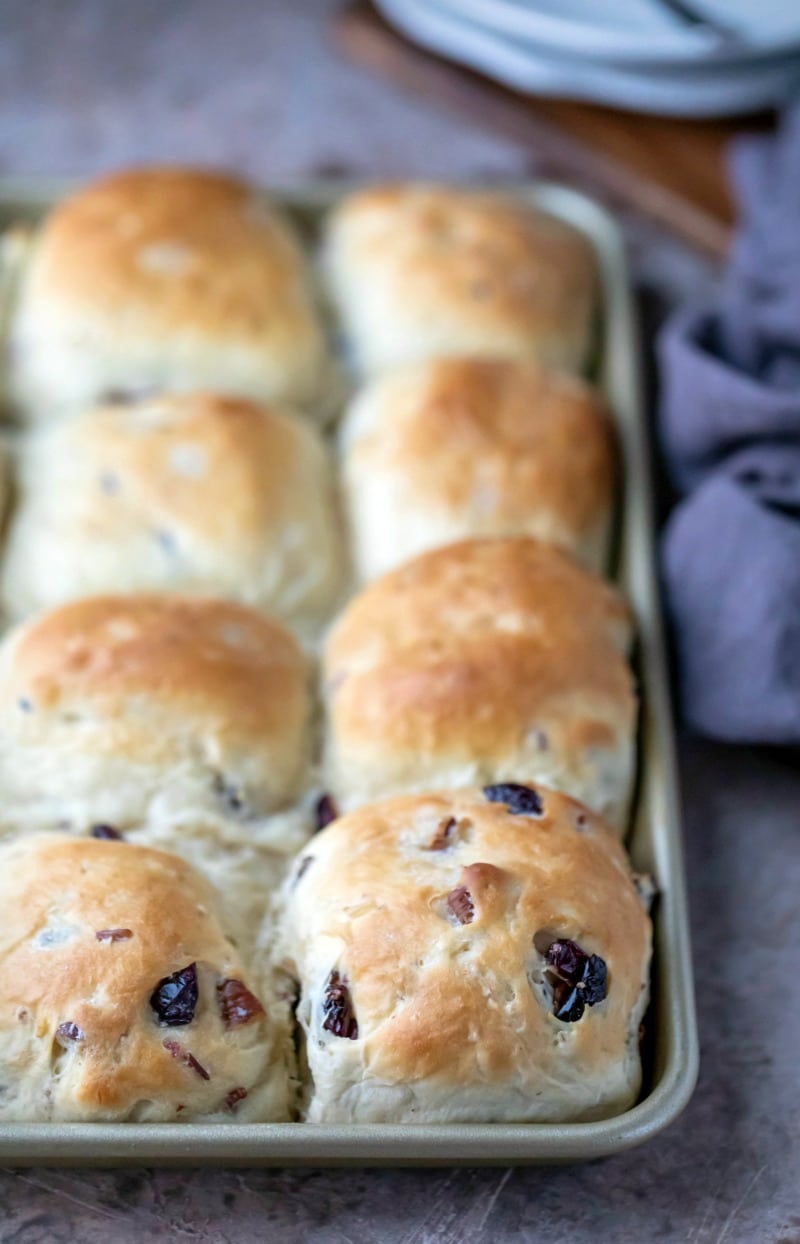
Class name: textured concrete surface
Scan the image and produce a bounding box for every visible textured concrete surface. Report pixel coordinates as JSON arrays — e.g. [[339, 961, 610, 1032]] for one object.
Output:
[[0, 3, 797, 1242], [0, 0, 527, 180]]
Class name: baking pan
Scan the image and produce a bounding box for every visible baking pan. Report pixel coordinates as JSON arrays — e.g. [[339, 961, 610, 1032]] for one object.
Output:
[[0, 179, 698, 1165]]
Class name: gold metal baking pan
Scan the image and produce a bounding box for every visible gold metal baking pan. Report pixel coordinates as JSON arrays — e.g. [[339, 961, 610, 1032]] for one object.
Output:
[[0, 179, 698, 1165]]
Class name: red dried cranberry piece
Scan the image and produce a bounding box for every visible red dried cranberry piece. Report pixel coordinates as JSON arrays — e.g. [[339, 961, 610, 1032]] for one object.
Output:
[[314, 793, 339, 832], [294, 855, 314, 886], [91, 824, 123, 840], [55, 1021, 85, 1044], [162, 1039, 210, 1080], [216, 979, 265, 1029], [95, 928, 133, 943], [322, 971, 358, 1040], [552, 980, 586, 1023], [545, 939, 607, 1020], [212, 772, 244, 814], [582, 955, 608, 1006], [428, 817, 456, 850], [483, 784, 543, 816], [184, 1051, 210, 1081], [447, 885, 475, 925], [225, 1086, 248, 1112], [546, 939, 585, 983], [150, 963, 198, 1027]]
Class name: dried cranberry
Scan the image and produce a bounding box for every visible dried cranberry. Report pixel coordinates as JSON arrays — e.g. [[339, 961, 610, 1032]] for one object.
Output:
[[184, 1051, 210, 1081], [225, 1086, 248, 1112], [55, 1021, 85, 1044], [447, 885, 475, 925], [162, 1039, 210, 1080], [483, 783, 543, 816], [150, 964, 198, 1027], [217, 979, 265, 1029], [545, 939, 607, 1021], [212, 773, 244, 814], [582, 955, 608, 1006], [322, 971, 358, 1040], [95, 928, 133, 943], [428, 817, 456, 850], [294, 855, 314, 886], [314, 793, 339, 832], [91, 824, 123, 841], [552, 980, 585, 1023], [546, 939, 584, 982]]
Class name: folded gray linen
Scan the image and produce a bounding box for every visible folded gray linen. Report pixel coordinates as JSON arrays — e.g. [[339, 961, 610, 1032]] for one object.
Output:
[[659, 103, 800, 741]]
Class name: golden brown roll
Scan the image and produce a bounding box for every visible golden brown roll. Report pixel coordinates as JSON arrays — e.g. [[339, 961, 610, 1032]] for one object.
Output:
[[280, 786, 651, 1123], [340, 356, 615, 580], [0, 594, 312, 835], [2, 391, 346, 632], [8, 167, 335, 421], [323, 184, 598, 376], [0, 834, 292, 1121], [323, 537, 635, 831]]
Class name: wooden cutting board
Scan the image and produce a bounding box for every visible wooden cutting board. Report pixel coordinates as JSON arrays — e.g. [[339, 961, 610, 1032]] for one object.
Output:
[[333, 1, 775, 258]]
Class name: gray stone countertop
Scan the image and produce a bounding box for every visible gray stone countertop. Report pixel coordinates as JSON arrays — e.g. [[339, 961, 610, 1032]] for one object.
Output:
[[0, 3, 797, 1241]]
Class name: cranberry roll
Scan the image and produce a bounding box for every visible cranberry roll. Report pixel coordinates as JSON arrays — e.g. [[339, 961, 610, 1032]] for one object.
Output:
[[2, 391, 346, 634], [279, 786, 651, 1123], [323, 537, 635, 832], [0, 835, 292, 1121]]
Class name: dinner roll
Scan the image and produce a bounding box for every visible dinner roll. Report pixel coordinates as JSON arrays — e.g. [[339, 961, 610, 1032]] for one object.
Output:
[[341, 357, 615, 580], [2, 391, 346, 631], [0, 834, 292, 1122], [8, 167, 334, 421], [323, 184, 597, 376], [280, 786, 651, 1123], [323, 538, 635, 831], [0, 594, 312, 834]]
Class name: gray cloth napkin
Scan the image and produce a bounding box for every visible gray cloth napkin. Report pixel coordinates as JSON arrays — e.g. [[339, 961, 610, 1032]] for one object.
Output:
[[659, 103, 800, 742]]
